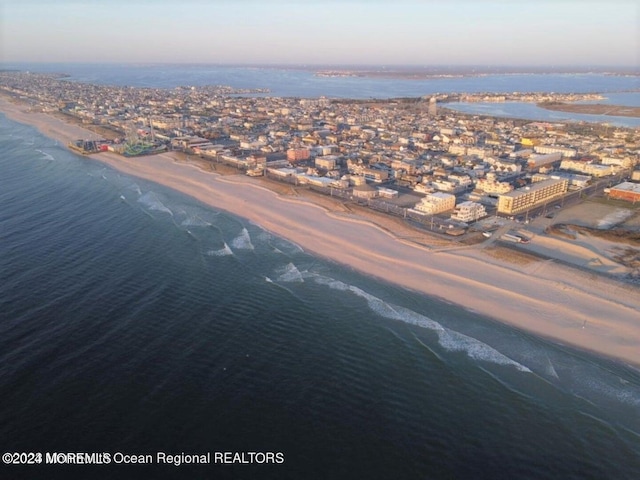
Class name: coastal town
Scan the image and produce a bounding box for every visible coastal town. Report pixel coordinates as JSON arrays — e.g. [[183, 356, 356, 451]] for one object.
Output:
[[1, 70, 639, 273]]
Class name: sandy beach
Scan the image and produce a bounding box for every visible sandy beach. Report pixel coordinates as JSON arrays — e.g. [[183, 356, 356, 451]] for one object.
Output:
[[2, 95, 640, 367]]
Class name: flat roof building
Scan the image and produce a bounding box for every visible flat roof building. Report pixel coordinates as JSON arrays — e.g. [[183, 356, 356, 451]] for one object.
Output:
[[412, 192, 456, 215], [608, 182, 640, 203], [498, 178, 568, 215], [451, 201, 487, 223]]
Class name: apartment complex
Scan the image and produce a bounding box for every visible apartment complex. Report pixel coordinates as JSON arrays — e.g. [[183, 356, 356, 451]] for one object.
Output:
[[497, 178, 568, 215], [451, 201, 487, 223], [412, 192, 456, 215], [534, 145, 577, 158], [560, 159, 622, 177], [475, 172, 513, 194], [287, 148, 310, 163]]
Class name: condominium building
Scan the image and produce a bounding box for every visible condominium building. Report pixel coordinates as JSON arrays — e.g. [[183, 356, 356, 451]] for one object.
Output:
[[287, 148, 310, 163], [451, 201, 487, 223], [363, 168, 389, 183], [534, 145, 577, 158], [497, 178, 568, 215], [475, 172, 513, 195], [412, 192, 456, 215], [560, 159, 621, 177], [527, 152, 562, 169], [315, 156, 337, 170]]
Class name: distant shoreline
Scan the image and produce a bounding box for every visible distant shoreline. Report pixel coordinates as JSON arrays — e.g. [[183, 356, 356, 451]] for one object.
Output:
[[309, 65, 640, 80], [538, 102, 640, 118]]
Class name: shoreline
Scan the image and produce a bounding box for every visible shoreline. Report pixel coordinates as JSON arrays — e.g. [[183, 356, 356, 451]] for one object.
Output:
[[2, 95, 640, 368]]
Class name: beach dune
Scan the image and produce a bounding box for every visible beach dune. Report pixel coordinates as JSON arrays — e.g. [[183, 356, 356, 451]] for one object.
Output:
[[2, 96, 640, 367]]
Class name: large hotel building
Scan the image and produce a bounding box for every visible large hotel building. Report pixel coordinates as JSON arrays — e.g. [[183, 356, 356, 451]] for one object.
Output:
[[497, 177, 568, 215]]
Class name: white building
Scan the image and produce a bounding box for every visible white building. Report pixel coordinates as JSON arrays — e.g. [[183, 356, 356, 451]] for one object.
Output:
[[475, 172, 513, 195], [451, 201, 487, 223], [448, 144, 467, 156], [498, 178, 568, 215], [534, 145, 577, 158], [560, 159, 622, 177], [412, 192, 456, 215], [315, 156, 337, 170], [377, 187, 399, 199], [528, 152, 562, 169], [599, 156, 637, 169]]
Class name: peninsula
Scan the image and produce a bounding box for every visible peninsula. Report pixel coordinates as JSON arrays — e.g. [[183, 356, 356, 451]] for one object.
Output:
[[538, 101, 640, 118], [1, 71, 640, 368]]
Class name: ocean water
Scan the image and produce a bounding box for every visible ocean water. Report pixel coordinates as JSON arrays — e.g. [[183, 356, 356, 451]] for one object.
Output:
[[5, 62, 639, 128], [2, 112, 640, 477], [5, 62, 639, 99], [446, 101, 640, 128]]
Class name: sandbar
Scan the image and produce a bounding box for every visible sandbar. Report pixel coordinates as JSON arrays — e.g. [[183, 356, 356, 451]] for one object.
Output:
[[2, 95, 640, 368]]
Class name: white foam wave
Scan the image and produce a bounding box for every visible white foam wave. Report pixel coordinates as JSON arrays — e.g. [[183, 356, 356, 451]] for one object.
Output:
[[138, 192, 173, 216], [437, 330, 531, 372], [575, 375, 640, 408], [596, 209, 633, 229], [544, 356, 560, 380], [130, 184, 142, 196], [36, 149, 54, 161], [313, 275, 531, 372], [181, 215, 211, 227], [205, 243, 233, 257], [230, 228, 254, 250], [276, 263, 304, 283], [272, 238, 304, 255], [257, 232, 272, 242]]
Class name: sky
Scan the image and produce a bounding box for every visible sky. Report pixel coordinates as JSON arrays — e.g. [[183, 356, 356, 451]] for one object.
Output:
[[0, 0, 638, 67]]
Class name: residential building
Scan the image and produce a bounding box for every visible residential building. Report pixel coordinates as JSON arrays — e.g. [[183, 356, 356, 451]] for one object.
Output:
[[412, 192, 456, 215], [527, 152, 562, 169], [560, 159, 622, 177], [534, 145, 577, 157], [476, 172, 513, 195], [451, 201, 487, 223], [363, 168, 389, 183], [287, 148, 310, 163], [315, 156, 337, 170], [497, 178, 568, 215]]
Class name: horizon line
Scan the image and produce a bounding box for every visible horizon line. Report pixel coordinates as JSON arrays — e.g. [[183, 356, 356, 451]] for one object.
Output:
[[1, 61, 638, 70]]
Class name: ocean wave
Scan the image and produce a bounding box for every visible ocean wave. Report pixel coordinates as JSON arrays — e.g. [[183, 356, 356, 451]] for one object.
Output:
[[313, 275, 531, 372], [270, 237, 304, 256], [205, 243, 233, 257], [35, 149, 54, 161], [138, 191, 173, 216], [230, 228, 254, 250], [276, 263, 304, 283], [181, 215, 211, 227], [129, 183, 142, 196]]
